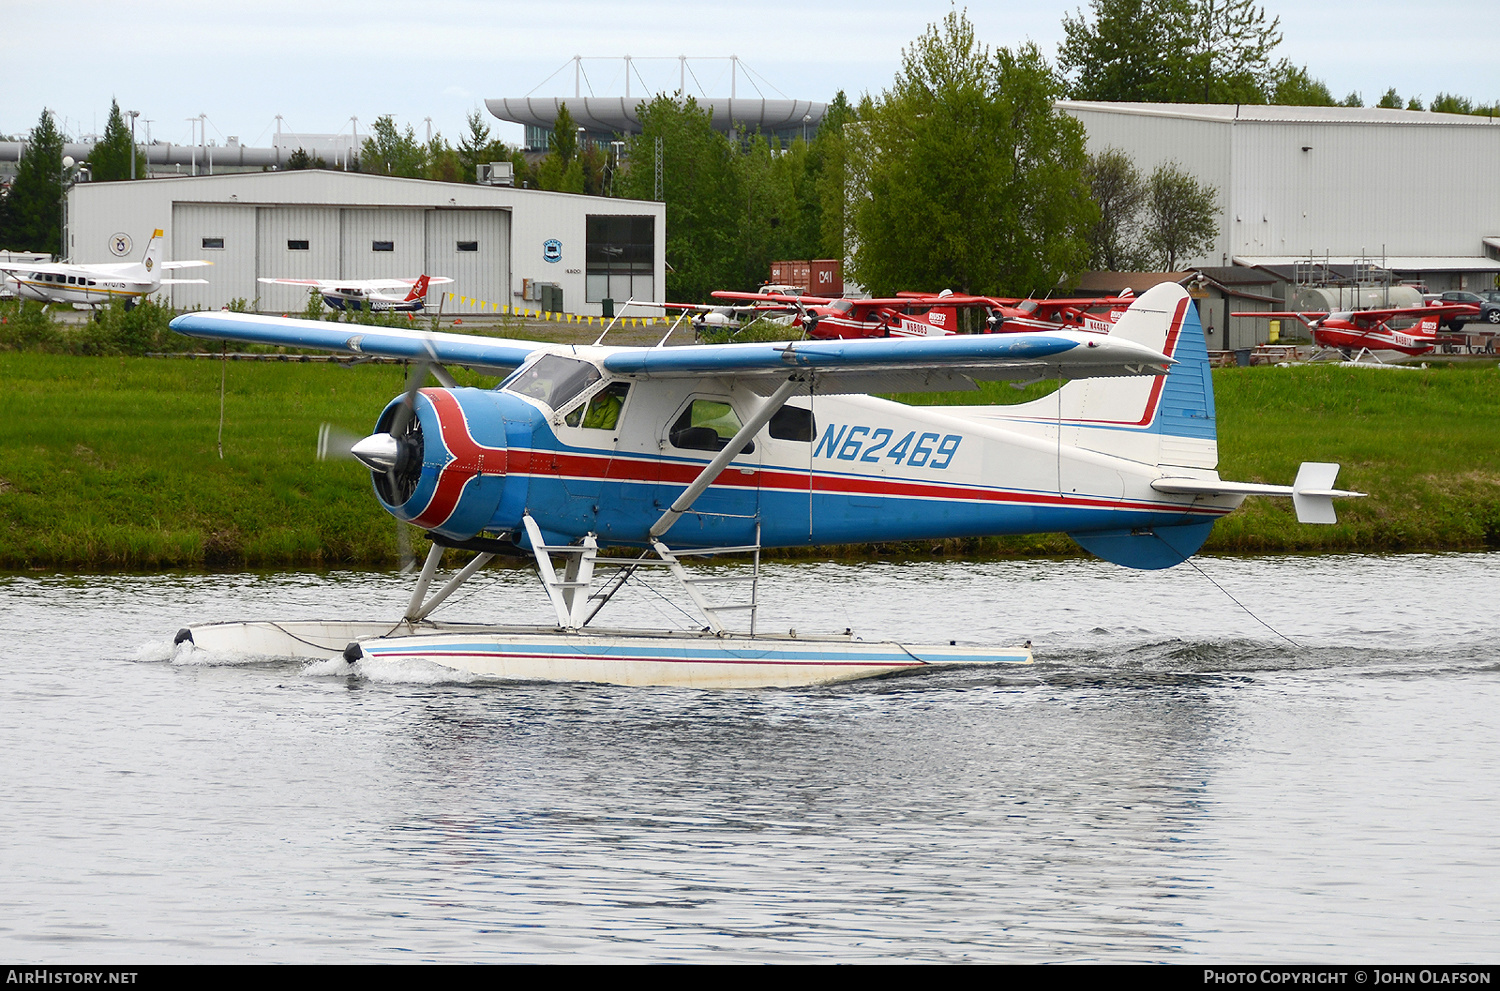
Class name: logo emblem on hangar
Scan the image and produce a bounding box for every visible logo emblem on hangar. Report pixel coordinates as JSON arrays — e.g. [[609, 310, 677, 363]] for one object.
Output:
[[543, 239, 562, 263], [110, 233, 133, 257]]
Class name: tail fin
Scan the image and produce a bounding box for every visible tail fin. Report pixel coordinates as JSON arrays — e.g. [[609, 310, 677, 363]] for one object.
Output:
[[405, 275, 431, 303], [141, 229, 165, 275], [994, 282, 1217, 471]]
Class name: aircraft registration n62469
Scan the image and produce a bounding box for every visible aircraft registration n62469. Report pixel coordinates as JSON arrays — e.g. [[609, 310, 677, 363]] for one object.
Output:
[[167, 283, 1363, 688]]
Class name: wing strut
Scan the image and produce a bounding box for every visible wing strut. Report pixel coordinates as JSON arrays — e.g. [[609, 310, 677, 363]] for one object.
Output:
[[648, 376, 802, 540]]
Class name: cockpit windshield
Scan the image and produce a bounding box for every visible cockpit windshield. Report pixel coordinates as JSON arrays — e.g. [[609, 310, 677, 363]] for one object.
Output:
[[502, 354, 601, 411]]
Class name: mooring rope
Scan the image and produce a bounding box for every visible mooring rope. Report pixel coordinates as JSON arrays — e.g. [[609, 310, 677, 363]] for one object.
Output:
[[1186, 557, 1301, 648]]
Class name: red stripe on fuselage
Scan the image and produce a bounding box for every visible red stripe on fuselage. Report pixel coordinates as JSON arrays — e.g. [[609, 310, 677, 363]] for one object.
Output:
[[505, 446, 1226, 517]]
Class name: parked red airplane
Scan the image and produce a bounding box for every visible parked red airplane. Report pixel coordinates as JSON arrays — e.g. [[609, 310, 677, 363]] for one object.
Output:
[[711, 289, 1137, 340], [1231, 304, 1478, 359]]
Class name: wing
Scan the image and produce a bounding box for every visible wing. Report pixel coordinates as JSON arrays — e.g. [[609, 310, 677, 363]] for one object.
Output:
[[1230, 310, 1326, 322], [1025, 297, 1130, 315], [1354, 304, 1475, 321], [159, 261, 213, 270], [159, 278, 210, 286], [168, 311, 541, 374], [0, 262, 66, 276], [712, 290, 838, 306], [664, 301, 795, 314], [255, 277, 429, 291], [601, 332, 1171, 396], [257, 278, 334, 287]]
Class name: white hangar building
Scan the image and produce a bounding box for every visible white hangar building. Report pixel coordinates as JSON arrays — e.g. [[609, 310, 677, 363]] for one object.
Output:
[[65, 171, 666, 316], [1060, 102, 1500, 292]]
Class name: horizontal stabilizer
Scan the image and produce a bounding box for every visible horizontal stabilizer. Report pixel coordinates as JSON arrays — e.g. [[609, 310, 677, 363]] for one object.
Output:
[[1151, 462, 1365, 524]]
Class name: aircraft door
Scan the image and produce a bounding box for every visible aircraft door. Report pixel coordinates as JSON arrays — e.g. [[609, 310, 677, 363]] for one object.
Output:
[[655, 393, 764, 547]]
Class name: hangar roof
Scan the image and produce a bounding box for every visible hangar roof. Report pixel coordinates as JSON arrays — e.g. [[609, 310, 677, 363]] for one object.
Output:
[[1060, 102, 1500, 127]]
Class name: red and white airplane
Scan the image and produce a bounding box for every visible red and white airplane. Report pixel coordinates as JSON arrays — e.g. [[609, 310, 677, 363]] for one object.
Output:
[[711, 289, 1136, 340], [258, 274, 453, 312], [1231, 304, 1478, 359]]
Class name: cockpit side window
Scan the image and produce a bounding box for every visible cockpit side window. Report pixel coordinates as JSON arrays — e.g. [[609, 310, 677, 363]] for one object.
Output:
[[565, 381, 631, 429], [503, 354, 601, 411]]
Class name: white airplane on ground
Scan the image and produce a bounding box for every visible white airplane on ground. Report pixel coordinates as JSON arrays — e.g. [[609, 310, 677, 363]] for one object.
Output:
[[0, 229, 210, 309], [258, 274, 454, 312]]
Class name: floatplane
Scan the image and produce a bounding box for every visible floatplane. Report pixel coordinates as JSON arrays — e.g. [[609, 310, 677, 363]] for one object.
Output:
[[167, 283, 1362, 688]]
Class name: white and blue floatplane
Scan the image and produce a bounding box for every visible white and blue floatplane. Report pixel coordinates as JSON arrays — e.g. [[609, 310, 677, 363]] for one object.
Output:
[[169, 285, 1361, 687]]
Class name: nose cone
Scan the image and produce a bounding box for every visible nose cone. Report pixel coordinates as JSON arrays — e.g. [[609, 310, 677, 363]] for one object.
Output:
[[350, 433, 399, 472]]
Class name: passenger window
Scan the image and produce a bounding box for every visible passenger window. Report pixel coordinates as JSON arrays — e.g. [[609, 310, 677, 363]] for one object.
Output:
[[768, 404, 815, 441], [669, 400, 753, 454], [565, 382, 630, 429]]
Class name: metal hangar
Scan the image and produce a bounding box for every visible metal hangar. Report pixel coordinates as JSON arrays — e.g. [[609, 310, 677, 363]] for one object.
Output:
[[1059, 102, 1500, 293], [65, 170, 666, 315]]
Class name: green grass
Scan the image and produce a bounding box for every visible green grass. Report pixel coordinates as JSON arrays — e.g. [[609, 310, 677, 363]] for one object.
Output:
[[1, 354, 1496, 571], [1, 355, 426, 570]]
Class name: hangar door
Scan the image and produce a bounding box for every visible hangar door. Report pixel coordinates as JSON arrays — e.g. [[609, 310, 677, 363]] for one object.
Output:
[[341, 209, 426, 284], [171, 204, 257, 310], [425, 209, 509, 313], [255, 207, 341, 313]]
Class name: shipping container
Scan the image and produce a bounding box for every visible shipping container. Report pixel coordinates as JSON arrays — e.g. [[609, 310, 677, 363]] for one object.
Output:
[[809, 259, 842, 296]]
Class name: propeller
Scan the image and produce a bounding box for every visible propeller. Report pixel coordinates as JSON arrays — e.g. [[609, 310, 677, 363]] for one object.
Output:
[[316, 423, 364, 463], [320, 347, 447, 575]]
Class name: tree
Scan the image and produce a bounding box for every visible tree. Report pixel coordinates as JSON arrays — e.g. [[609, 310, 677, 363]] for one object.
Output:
[[1188, 0, 1282, 103], [849, 12, 1095, 296], [552, 103, 579, 165], [90, 100, 145, 181], [3, 110, 66, 255], [1060, 0, 1197, 102], [1268, 62, 1335, 106], [424, 136, 463, 183], [1431, 93, 1474, 115], [731, 133, 801, 289], [360, 116, 427, 177], [284, 147, 327, 170], [1377, 88, 1403, 109], [1083, 148, 1148, 270], [458, 108, 511, 182], [1406, 96, 1425, 112], [615, 95, 740, 300], [1060, 0, 1281, 104], [1141, 162, 1217, 270]]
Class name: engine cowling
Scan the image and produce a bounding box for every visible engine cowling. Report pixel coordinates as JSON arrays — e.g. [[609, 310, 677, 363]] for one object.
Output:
[[366, 387, 520, 541]]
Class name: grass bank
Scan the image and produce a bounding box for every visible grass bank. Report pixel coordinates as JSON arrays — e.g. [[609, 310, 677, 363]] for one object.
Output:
[[1, 355, 1496, 571]]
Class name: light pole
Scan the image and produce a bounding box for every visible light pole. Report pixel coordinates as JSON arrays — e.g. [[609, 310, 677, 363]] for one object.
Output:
[[127, 110, 139, 179], [803, 114, 810, 143]]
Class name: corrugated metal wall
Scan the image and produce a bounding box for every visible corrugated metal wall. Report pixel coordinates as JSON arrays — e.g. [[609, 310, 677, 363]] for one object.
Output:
[[1231, 122, 1497, 259], [167, 205, 511, 314], [425, 209, 510, 311], [340, 209, 426, 283], [255, 207, 341, 313], [170, 204, 256, 310]]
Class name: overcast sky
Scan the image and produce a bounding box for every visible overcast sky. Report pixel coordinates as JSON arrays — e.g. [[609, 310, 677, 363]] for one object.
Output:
[[4, 0, 1496, 149]]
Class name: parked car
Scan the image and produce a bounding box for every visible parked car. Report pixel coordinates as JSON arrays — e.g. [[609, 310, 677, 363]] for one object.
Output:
[[1430, 290, 1500, 328]]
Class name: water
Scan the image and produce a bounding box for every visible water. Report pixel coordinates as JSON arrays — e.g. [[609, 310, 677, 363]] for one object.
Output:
[[2, 553, 1498, 962]]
